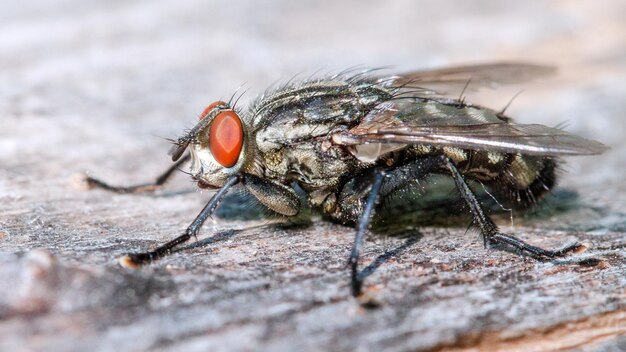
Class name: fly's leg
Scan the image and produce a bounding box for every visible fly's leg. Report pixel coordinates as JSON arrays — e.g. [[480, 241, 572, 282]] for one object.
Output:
[[119, 174, 240, 268], [444, 158, 586, 260], [349, 169, 385, 297], [84, 154, 191, 193], [334, 157, 441, 297]]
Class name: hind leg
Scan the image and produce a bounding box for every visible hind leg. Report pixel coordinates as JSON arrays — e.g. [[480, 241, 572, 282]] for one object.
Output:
[[444, 157, 586, 260]]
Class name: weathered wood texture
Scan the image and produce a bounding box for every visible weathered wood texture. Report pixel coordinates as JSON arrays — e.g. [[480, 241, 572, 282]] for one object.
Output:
[[0, 1, 624, 351]]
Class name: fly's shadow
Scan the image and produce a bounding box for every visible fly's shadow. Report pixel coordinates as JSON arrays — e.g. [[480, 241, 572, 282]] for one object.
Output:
[[210, 176, 585, 236], [375, 175, 584, 233], [177, 229, 239, 252], [357, 234, 422, 283]]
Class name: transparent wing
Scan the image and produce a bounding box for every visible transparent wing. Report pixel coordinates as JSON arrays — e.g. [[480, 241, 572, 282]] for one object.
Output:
[[387, 62, 556, 95], [333, 100, 608, 156]]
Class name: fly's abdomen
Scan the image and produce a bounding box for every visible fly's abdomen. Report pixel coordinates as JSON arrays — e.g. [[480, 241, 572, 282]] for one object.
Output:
[[462, 150, 558, 208], [496, 154, 557, 207]]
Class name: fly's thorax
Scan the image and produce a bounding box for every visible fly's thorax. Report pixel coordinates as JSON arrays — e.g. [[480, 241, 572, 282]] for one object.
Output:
[[251, 77, 394, 188], [250, 78, 394, 128], [256, 134, 358, 189], [253, 109, 355, 188]]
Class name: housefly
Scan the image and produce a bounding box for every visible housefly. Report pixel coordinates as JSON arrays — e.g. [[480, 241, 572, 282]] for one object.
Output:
[[85, 63, 608, 297]]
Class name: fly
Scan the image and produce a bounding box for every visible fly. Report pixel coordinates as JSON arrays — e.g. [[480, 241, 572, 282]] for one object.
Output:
[[85, 63, 609, 297]]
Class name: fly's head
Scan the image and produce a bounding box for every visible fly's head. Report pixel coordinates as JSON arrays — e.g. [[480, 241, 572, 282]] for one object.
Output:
[[171, 101, 253, 189]]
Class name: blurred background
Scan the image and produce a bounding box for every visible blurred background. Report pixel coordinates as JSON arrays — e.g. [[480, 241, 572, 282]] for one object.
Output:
[[0, 1, 624, 351], [1, 1, 623, 182]]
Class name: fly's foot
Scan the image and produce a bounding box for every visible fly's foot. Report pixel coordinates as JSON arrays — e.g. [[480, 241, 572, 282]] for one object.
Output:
[[80, 154, 190, 194], [73, 173, 97, 191], [488, 233, 589, 261], [552, 241, 589, 256], [351, 280, 363, 298], [356, 291, 382, 309], [82, 174, 159, 194], [119, 252, 154, 269], [350, 272, 382, 309], [81, 174, 104, 190]]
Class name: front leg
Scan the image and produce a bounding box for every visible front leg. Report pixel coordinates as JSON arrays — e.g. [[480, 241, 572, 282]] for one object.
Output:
[[119, 174, 240, 268], [85, 154, 191, 194]]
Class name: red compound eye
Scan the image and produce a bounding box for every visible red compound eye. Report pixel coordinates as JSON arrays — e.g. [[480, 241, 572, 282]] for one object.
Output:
[[209, 110, 244, 167], [199, 101, 226, 121]]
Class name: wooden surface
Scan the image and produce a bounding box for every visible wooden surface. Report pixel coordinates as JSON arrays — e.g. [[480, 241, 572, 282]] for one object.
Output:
[[0, 1, 625, 351]]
